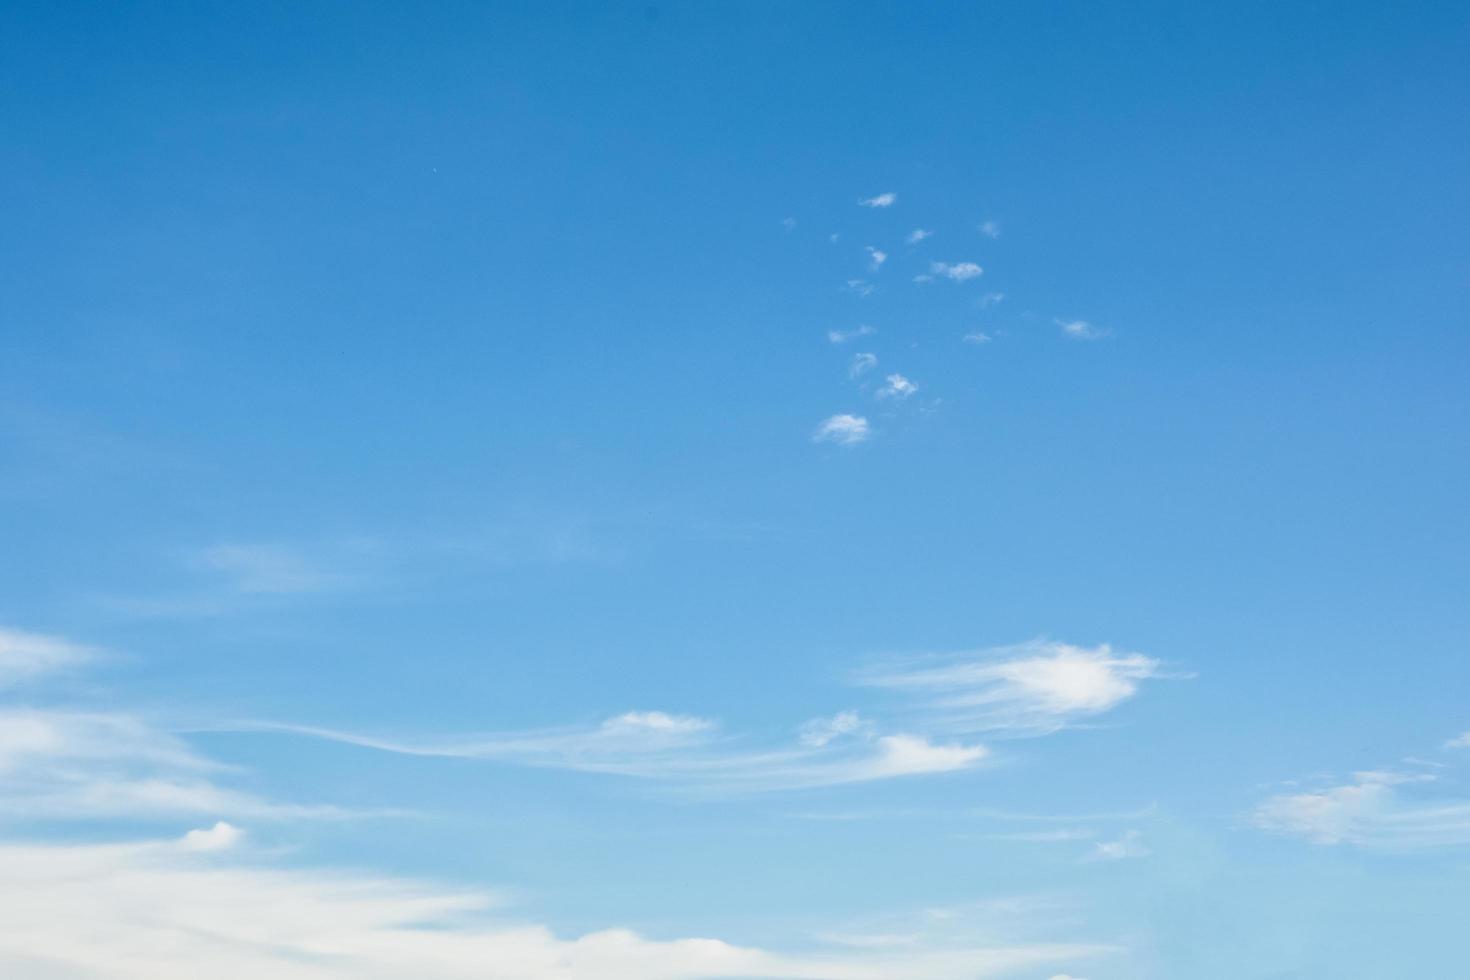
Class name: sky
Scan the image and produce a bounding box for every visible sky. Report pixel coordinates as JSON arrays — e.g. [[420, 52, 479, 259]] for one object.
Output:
[[1, 2, 1469, 977]]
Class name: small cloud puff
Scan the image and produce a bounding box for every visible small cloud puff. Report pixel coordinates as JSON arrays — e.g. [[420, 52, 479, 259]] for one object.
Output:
[[906, 229, 933, 245], [181, 821, 243, 853], [813, 414, 871, 446], [930, 261, 984, 282], [849, 352, 878, 378], [858, 192, 897, 208], [979, 220, 1001, 239], [877, 374, 918, 400], [1057, 318, 1110, 340], [828, 324, 876, 344], [977, 291, 1005, 309], [866, 246, 887, 270]]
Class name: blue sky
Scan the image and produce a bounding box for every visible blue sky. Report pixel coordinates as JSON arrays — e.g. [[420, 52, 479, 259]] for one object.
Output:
[[2, 2, 1469, 977]]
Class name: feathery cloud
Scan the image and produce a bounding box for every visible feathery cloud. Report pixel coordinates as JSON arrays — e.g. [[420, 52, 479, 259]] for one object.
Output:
[[859, 192, 897, 208], [906, 229, 933, 245], [844, 279, 875, 298], [876, 374, 918, 400], [1253, 769, 1470, 849], [849, 352, 878, 378], [962, 332, 992, 345], [0, 627, 95, 687], [1446, 732, 1470, 749], [814, 415, 871, 446], [856, 641, 1164, 735], [930, 262, 984, 282]]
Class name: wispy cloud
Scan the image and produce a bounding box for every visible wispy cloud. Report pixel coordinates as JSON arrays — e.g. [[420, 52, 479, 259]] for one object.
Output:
[[876, 374, 918, 400], [855, 641, 1165, 735], [859, 192, 897, 208], [828, 325, 877, 344], [977, 291, 1005, 309], [1056, 319, 1110, 341], [1253, 768, 1470, 849], [979, 220, 1001, 239], [814, 414, 871, 446], [1446, 732, 1470, 749], [866, 246, 888, 270], [191, 543, 344, 595], [0, 834, 1107, 980], [0, 627, 95, 687], [844, 279, 876, 298], [930, 262, 984, 282], [849, 352, 879, 378], [906, 229, 933, 245], [1086, 830, 1149, 862], [962, 332, 992, 345]]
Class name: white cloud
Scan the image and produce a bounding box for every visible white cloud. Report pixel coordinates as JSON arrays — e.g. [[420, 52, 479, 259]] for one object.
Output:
[[0, 709, 352, 822], [845, 279, 876, 298], [849, 352, 878, 378], [1446, 732, 1470, 749], [876, 374, 918, 400], [0, 627, 95, 687], [856, 641, 1164, 734], [1086, 831, 1148, 862], [1253, 769, 1470, 849], [978, 220, 1001, 239], [1056, 319, 1110, 341], [799, 711, 868, 747], [976, 291, 1005, 309], [859, 192, 897, 208], [930, 262, 984, 282], [962, 332, 992, 345], [0, 836, 1104, 980], [181, 821, 243, 852], [828, 325, 877, 344], [906, 229, 933, 245], [866, 246, 887, 270], [600, 712, 714, 737], [813, 415, 870, 446]]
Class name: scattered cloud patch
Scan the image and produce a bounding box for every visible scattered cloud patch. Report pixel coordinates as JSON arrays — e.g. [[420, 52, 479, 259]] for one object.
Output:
[[1446, 732, 1470, 749], [813, 415, 871, 446], [1087, 831, 1148, 862], [856, 640, 1165, 735], [979, 220, 1001, 239], [1253, 769, 1470, 849], [962, 332, 992, 345], [844, 279, 875, 298], [828, 324, 876, 344], [877, 374, 918, 400], [906, 229, 933, 245], [1057, 319, 1110, 341], [0, 627, 95, 687], [866, 246, 888, 271], [859, 192, 897, 208], [977, 291, 1005, 309], [849, 352, 878, 378], [799, 711, 867, 748], [930, 262, 984, 282]]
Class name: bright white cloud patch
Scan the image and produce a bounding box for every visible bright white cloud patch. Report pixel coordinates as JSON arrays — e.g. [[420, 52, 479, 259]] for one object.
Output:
[[1252, 769, 1470, 849], [906, 229, 933, 245], [858, 192, 897, 208], [0, 836, 1103, 980], [814, 414, 871, 446], [181, 821, 243, 852], [856, 641, 1164, 734], [930, 262, 984, 282], [0, 627, 94, 687], [849, 352, 878, 378], [876, 374, 918, 400], [1057, 318, 1109, 341], [866, 246, 888, 270]]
